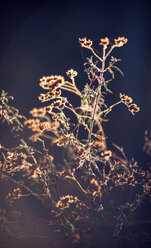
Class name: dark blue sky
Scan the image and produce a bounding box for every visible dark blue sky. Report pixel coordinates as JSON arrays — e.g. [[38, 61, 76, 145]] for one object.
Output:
[[0, 0, 151, 164]]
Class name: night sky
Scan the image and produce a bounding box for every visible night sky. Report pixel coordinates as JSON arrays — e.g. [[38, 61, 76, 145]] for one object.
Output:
[[0, 0, 151, 172]]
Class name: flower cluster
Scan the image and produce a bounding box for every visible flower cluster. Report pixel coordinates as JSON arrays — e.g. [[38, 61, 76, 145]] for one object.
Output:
[[114, 37, 128, 47], [79, 38, 93, 48], [30, 107, 46, 117], [113, 172, 136, 187], [24, 117, 59, 135], [56, 195, 78, 209], [99, 37, 109, 49], [120, 93, 140, 115], [66, 69, 78, 79], [101, 150, 112, 161], [27, 163, 43, 179], [5, 152, 27, 170], [55, 134, 75, 147], [39, 90, 62, 102], [5, 188, 21, 202], [89, 178, 101, 192], [40, 75, 65, 90]]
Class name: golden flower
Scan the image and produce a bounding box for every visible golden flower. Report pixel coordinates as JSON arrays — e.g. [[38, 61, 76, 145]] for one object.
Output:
[[79, 37, 93, 48], [66, 69, 78, 79], [56, 195, 77, 209], [90, 178, 101, 191], [128, 103, 140, 115], [30, 135, 38, 142], [101, 150, 112, 160], [40, 75, 65, 90], [120, 93, 133, 104], [13, 188, 21, 198], [114, 37, 128, 47], [39, 121, 51, 131], [99, 37, 109, 48], [30, 107, 46, 117], [125, 174, 136, 186], [45, 105, 53, 113]]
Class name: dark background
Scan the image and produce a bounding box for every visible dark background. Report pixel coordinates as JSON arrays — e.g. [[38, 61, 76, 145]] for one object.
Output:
[[0, 0, 151, 162], [0, 0, 151, 247], [0, 0, 151, 163]]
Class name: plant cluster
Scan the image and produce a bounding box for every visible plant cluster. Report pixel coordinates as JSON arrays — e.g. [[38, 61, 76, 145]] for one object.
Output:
[[0, 37, 151, 247]]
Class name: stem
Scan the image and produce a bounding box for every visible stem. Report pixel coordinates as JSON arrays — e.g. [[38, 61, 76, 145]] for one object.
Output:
[[105, 45, 116, 59], [60, 86, 82, 97], [101, 100, 122, 115], [87, 46, 106, 144], [90, 47, 103, 62]]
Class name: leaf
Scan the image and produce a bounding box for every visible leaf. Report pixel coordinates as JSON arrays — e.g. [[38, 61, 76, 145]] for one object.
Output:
[[111, 65, 124, 77]]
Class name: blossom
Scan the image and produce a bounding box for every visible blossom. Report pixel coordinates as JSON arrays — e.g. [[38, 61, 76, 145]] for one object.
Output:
[[128, 103, 140, 115], [101, 150, 112, 160], [79, 37, 93, 48], [39, 75, 65, 90], [99, 37, 109, 49], [120, 93, 133, 104], [114, 37, 128, 47], [30, 107, 46, 117], [66, 69, 78, 79]]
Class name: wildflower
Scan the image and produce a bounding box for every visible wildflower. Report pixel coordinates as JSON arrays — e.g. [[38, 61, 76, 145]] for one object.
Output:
[[60, 168, 75, 177], [124, 174, 136, 186], [30, 107, 46, 117], [45, 105, 52, 113], [79, 37, 93, 48], [128, 103, 140, 115], [93, 139, 106, 152], [30, 135, 38, 142], [24, 118, 40, 127], [40, 75, 65, 90], [52, 113, 59, 120], [51, 98, 67, 109], [101, 150, 112, 161], [56, 195, 78, 209], [39, 90, 62, 102], [66, 69, 78, 79], [120, 93, 133, 104], [39, 122, 51, 131], [55, 134, 73, 146], [90, 178, 101, 191], [114, 37, 128, 47], [99, 37, 109, 49], [6, 188, 21, 201]]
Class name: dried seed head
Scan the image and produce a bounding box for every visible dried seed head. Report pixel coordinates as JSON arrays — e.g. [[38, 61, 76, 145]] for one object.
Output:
[[66, 69, 78, 79], [114, 37, 128, 47], [79, 37, 93, 48], [128, 103, 140, 115], [40, 75, 65, 90], [30, 107, 46, 117], [101, 150, 112, 161], [120, 93, 133, 104], [99, 37, 109, 49]]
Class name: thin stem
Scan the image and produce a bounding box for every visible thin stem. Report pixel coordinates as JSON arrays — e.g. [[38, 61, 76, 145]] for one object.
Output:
[[105, 45, 116, 59], [101, 100, 122, 115], [90, 47, 103, 62], [60, 86, 82, 97]]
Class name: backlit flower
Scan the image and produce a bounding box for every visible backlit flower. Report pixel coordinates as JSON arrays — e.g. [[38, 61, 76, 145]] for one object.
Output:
[[114, 37, 128, 47]]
